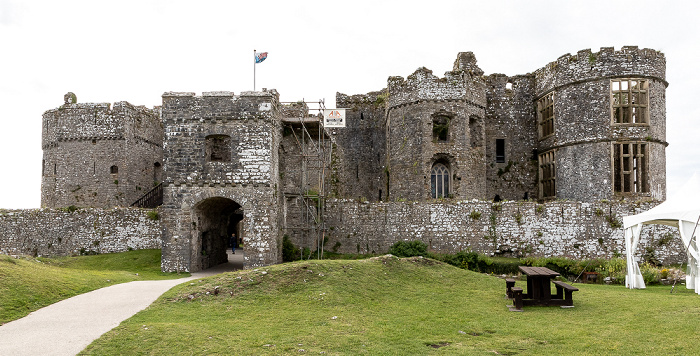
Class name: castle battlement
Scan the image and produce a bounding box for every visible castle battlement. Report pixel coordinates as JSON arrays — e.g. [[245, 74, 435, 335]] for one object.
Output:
[[534, 46, 667, 97], [387, 63, 487, 110], [161, 89, 279, 123]]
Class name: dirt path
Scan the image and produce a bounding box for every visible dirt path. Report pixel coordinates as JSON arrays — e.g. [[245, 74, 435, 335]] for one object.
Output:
[[0, 249, 243, 356]]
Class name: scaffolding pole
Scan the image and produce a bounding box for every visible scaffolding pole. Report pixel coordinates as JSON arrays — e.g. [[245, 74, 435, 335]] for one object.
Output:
[[281, 100, 330, 260]]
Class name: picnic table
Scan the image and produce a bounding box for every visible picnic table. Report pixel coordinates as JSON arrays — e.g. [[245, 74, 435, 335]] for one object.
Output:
[[508, 266, 579, 310]]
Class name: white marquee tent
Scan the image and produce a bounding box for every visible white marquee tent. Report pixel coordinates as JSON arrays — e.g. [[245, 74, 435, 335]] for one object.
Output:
[[623, 172, 700, 294]]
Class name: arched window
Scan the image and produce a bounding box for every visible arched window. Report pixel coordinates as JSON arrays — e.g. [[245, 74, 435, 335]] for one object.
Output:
[[431, 163, 450, 199]]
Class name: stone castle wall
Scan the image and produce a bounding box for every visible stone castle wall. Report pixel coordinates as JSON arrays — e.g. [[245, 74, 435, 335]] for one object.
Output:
[[386, 63, 488, 201], [534, 46, 667, 201], [41, 97, 163, 208], [332, 92, 387, 202], [0, 208, 161, 257], [484, 74, 538, 201], [160, 90, 281, 272], [317, 199, 683, 265]]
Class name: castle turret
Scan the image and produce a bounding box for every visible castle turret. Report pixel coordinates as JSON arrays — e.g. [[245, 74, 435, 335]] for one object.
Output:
[[385, 52, 488, 201], [41, 93, 163, 208], [533, 46, 667, 201]]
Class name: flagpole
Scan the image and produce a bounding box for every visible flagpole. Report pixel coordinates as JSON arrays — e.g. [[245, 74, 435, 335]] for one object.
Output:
[[253, 49, 256, 91]]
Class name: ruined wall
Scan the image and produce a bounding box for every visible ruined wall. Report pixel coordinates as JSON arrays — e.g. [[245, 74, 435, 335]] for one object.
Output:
[[385, 53, 488, 201], [534, 47, 667, 201], [41, 93, 163, 208], [0, 208, 161, 257], [483, 74, 538, 201], [160, 90, 281, 272], [333, 91, 387, 201], [319, 199, 683, 265]]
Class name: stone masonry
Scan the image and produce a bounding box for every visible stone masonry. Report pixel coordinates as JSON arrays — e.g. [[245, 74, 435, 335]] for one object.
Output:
[[2, 46, 672, 272]]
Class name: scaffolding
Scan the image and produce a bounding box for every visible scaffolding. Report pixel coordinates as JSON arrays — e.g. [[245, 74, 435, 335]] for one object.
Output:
[[281, 99, 332, 259]]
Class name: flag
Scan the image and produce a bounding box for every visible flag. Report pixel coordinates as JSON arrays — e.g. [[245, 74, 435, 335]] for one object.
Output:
[[255, 52, 268, 63]]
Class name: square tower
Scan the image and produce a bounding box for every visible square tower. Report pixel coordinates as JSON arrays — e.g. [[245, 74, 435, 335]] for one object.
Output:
[[159, 90, 282, 272]]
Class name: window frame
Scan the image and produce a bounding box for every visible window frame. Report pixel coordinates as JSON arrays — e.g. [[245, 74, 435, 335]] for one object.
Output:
[[538, 149, 556, 200], [430, 162, 451, 199], [611, 78, 649, 125], [613, 141, 649, 194], [537, 92, 555, 139]]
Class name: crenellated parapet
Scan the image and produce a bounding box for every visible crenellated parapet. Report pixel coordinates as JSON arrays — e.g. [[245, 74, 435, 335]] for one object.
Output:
[[387, 62, 487, 110], [161, 90, 280, 124], [534, 46, 666, 97]]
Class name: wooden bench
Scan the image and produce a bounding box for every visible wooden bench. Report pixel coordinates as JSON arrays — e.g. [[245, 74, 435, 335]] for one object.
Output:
[[511, 287, 524, 310], [552, 280, 579, 306], [505, 278, 516, 298]]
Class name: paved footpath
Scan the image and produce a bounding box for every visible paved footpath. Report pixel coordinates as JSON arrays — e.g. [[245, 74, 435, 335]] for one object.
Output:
[[0, 249, 243, 356]]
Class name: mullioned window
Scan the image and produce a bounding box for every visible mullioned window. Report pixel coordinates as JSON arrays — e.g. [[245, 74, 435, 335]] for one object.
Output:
[[611, 79, 648, 124], [613, 142, 648, 193], [537, 92, 555, 138]]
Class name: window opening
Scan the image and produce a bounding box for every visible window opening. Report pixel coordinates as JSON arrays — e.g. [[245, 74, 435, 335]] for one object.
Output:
[[469, 116, 483, 148], [205, 135, 232, 162], [110, 165, 118, 174], [538, 150, 556, 199], [432, 115, 450, 142], [430, 163, 450, 199], [537, 92, 555, 138], [495, 139, 506, 163], [611, 79, 648, 124], [614, 142, 648, 193]]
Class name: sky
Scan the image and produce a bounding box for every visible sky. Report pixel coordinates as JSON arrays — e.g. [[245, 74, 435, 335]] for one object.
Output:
[[1, 0, 698, 209]]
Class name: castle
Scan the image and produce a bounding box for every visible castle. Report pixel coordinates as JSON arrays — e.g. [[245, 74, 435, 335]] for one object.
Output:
[[34, 46, 670, 272]]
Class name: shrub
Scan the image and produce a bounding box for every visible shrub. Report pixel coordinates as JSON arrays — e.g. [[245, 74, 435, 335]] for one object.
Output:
[[389, 240, 428, 257], [282, 235, 300, 262], [146, 210, 159, 221]]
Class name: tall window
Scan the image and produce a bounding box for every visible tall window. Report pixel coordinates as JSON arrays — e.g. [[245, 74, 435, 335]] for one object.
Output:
[[469, 116, 483, 148], [538, 150, 556, 199], [537, 92, 555, 138], [432, 115, 450, 142], [205, 135, 232, 162], [431, 163, 450, 199], [495, 139, 506, 163], [613, 142, 648, 193], [611, 79, 648, 124]]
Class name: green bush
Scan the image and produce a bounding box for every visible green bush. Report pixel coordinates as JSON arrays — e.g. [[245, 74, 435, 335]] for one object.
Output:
[[432, 252, 520, 275], [282, 235, 300, 262], [389, 240, 428, 257]]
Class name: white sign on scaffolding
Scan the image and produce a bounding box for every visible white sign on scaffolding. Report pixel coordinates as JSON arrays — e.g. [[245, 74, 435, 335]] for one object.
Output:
[[323, 109, 346, 128]]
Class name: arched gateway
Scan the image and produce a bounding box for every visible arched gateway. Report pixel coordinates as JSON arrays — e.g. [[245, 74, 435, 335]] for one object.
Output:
[[159, 90, 282, 272], [192, 197, 243, 271]]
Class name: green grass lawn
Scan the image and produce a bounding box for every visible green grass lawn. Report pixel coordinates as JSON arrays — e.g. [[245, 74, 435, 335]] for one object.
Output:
[[0, 249, 187, 324], [80, 255, 700, 355]]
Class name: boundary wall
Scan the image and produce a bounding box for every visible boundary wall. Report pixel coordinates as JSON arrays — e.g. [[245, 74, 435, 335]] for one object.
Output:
[[0, 208, 161, 257], [321, 200, 683, 265]]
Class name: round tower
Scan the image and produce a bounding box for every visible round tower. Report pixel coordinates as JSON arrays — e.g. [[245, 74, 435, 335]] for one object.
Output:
[[533, 47, 667, 202], [385, 52, 488, 201], [41, 93, 163, 208]]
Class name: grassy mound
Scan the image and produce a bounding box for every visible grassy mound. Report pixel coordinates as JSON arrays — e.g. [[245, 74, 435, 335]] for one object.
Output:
[[82, 255, 700, 355]]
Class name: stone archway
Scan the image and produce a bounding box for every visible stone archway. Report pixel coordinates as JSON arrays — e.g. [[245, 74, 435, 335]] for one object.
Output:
[[192, 197, 242, 271]]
